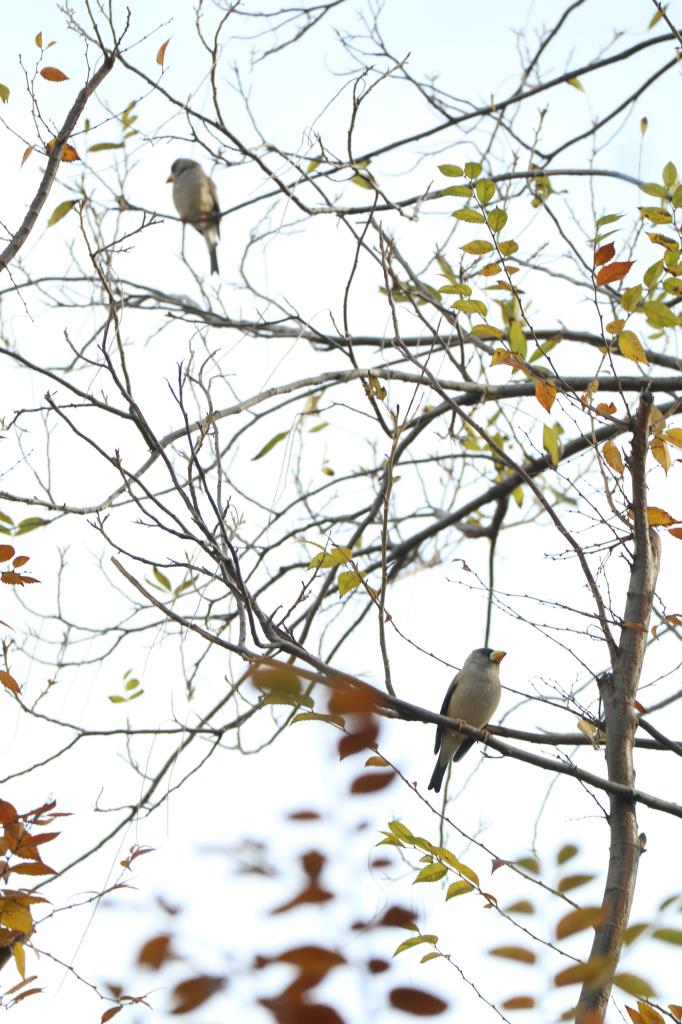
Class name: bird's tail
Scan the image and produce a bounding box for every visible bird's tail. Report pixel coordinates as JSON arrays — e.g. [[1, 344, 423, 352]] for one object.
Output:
[[209, 244, 219, 276], [428, 759, 447, 793]]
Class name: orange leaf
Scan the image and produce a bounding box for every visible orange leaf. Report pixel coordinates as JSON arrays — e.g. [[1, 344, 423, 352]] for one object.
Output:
[[535, 380, 557, 413], [0, 671, 20, 694], [501, 996, 535, 1010], [668, 528, 682, 540], [596, 261, 634, 286], [35, 32, 43, 48], [46, 139, 80, 161], [594, 242, 615, 266], [20, 145, 35, 167], [156, 39, 170, 66], [596, 402, 616, 415], [0, 546, 15, 562], [40, 67, 68, 82]]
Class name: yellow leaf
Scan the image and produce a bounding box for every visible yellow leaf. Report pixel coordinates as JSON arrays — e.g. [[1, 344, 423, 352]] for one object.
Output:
[[47, 200, 78, 227], [661, 428, 682, 449], [556, 907, 604, 940], [602, 440, 624, 474], [35, 32, 43, 48], [605, 319, 625, 334], [650, 437, 672, 473], [338, 569, 365, 596], [489, 946, 536, 964], [645, 506, 678, 526], [618, 331, 648, 364], [13, 941, 25, 978]]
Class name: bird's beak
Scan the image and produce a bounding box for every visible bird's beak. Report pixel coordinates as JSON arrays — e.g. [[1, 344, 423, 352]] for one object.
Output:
[[490, 650, 506, 664], [166, 173, 174, 183]]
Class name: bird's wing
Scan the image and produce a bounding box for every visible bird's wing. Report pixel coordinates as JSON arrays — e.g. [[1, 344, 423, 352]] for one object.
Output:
[[434, 672, 460, 754]]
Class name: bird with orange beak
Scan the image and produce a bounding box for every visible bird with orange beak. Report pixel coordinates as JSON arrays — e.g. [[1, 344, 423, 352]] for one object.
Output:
[[428, 647, 506, 794]]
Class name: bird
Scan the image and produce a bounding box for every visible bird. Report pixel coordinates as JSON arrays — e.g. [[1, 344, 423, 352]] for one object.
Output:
[[428, 647, 506, 794], [167, 158, 220, 275]]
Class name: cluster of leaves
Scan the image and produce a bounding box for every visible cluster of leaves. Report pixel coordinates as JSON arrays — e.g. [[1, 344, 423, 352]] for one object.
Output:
[[0, 799, 64, 993], [1, 544, 40, 695]]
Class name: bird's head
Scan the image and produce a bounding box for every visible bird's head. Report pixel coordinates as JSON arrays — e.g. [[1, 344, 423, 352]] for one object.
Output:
[[166, 158, 200, 183], [468, 647, 506, 668]]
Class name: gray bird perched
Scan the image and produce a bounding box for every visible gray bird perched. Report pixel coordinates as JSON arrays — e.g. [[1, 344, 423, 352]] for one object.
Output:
[[167, 158, 221, 275], [428, 647, 506, 793]]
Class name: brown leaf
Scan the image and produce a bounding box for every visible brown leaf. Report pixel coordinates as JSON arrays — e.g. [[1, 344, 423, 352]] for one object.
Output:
[[156, 39, 170, 66], [594, 242, 615, 266], [40, 67, 69, 82], [501, 996, 535, 1010], [0, 801, 18, 825], [350, 771, 395, 794], [669, 528, 682, 540], [169, 975, 225, 1014], [0, 545, 15, 562], [287, 810, 321, 821], [338, 721, 379, 759], [21, 145, 34, 167], [137, 934, 174, 969], [378, 905, 417, 929], [489, 945, 535, 963], [535, 380, 557, 413], [0, 671, 20, 694], [1, 572, 40, 586], [596, 261, 634, 286], [10, 861, 56, 876], [101, 1008, 123, 1023], [389, 987, 448, 1016], [328, 683, 377, 715]]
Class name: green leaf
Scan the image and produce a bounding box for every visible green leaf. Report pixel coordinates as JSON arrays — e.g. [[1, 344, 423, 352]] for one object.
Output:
[[262, 692, 314, 709], [596, 213, 622, 227], [504, 900, 535, 914], [291, 711, 345, 726], [350, 173, 374, 190], [440, 185, 472, 198], [0, 83, 9, 103], [567, 77, 583, 90], [394, 935, 438, 956], [453, 299, 488, 316], [487, 208, 507, 233], [153, 566, 171, 589], [639, 182, 667, 198], [543, 425, 560, 467], [529, 337, 561, 363], [672, 184, 682, 208], [508, 320, 526, 358], [108, 695, 126, 703], [420, 952, 441, 963], [557, 843, 579, 864], [439, 283, 472, 296], [613, 973, 656, 998], [652, 928, 682, 945], [643, 260, 665, 289], [475, 179, 496, 205], [498, 239, 519, 256], [464, 161, 482, 179], [460, 240, 493, 255], [662, 162, 678, 188], [413, 863, 448, 884], [438, 164, 463, 177], [47, 200, 78, 227], [452, 208, 485, 224], [88, 142, 125, 152], [252, 430, 289, 460], [16, 517, 48, 534], [124, 677, 140, 691]]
